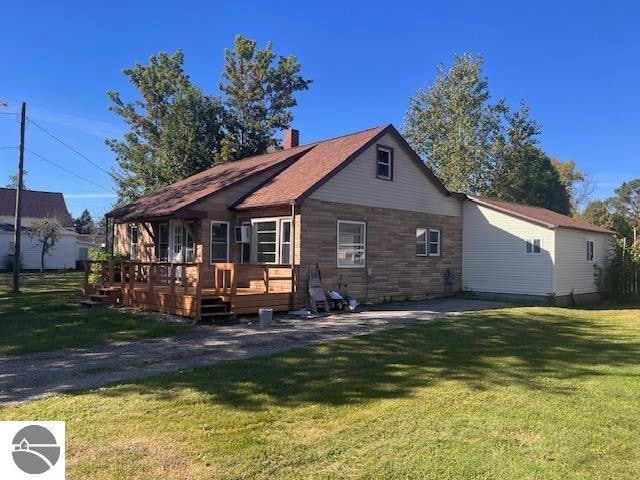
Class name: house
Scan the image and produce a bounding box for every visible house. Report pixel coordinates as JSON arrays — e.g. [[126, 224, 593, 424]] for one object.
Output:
[[0, 188, 78, 270], [463, 195, 613, 303], [100, 124, 612, 319]]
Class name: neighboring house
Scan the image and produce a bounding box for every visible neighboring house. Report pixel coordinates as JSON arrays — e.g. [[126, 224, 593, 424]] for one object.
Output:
[[463, 196, 613, 303], [76, 233, 104, 264], [0, 187, 78, 270], [103, 124, 612, 318]]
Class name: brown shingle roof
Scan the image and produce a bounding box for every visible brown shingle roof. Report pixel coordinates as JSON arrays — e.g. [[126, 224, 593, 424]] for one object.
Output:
[[0, 188, 73, 227], [232, 124, 449, 210], [107, 145, 313, 222], [467, 195, 614, 234]]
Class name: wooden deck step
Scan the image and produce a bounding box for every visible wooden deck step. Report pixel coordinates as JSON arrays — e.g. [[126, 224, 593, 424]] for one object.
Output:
[[200, 311, 232, 318]]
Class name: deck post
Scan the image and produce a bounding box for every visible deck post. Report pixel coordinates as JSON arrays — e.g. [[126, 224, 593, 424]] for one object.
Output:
[[181, 264, 187, 290], [263, 265, 269, 293], [230, 263, 237, 298], [108, 260, 115, 287], [120, 260, 125, 289], [129, 261, 134, 289], [170, 263, 176, 295], [148, 264, 154, 292], [195, 263, 203, 323]]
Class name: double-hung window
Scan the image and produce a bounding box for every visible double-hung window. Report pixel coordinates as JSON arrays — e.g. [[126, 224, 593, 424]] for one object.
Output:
[[210, 221, 229, 264], [416, 228, 441, 256], [525, 238, 542, 255], [586, 240, 595, 262], [254, 220, 277, 263], [376, 145, 393, 180], [130, 224, 138, 259], [157, 223, 169, 262], [280, 219, 292, 264], [337, 221, 366, 267]]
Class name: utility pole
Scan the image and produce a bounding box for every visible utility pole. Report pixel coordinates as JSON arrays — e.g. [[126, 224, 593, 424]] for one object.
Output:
[[12, 102, 26, 293]]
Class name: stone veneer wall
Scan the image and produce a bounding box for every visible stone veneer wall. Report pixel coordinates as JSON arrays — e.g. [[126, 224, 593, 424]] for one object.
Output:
[[298, 199, 462, 306]]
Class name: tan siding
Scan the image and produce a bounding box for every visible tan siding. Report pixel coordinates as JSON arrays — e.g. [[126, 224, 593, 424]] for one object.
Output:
[[309, 133, 460, 217], [299, 199, 462, 305], [554, 229, 612, 296], [462, 202, 555, 296]]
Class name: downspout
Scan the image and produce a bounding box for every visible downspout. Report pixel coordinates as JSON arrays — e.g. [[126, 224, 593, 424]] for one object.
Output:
[[290, 202, 297, 308]]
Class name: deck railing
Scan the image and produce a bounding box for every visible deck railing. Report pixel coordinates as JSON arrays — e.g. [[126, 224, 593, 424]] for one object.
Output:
[[84, 260, 202, 294], [214, 263, 299, 298]]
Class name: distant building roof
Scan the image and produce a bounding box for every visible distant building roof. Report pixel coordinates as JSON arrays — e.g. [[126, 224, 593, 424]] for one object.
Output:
[[466, 195, 614, 234], [0, 188, 74, 227]]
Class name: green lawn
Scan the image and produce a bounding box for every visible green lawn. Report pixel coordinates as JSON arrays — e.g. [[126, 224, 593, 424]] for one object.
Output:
[[0, 272, 188, 355], [2, 305, 640, 479]]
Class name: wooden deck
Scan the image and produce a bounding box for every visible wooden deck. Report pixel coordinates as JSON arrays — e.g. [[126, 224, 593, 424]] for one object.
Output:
[[83, 260, 300, 321]]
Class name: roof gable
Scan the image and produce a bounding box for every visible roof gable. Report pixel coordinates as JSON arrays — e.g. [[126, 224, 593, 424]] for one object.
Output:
[[233, 124, 450, 210], [467, 195, 614, 234], [0, 188, 73, 227]]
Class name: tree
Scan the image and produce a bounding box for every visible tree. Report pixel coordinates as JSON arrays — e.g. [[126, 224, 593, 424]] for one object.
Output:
[[107, 50, 225, 203], [6, 170, 27, 189], [581, 199, 633, 240], [74, 209, 95, 234], [550, 158, 592, 214], [404, 53, 506, 193], [490, 144, 571, 214], [28, 218, 61, 273], [611, 179, 640, 236], [217, 35, 312, 162]]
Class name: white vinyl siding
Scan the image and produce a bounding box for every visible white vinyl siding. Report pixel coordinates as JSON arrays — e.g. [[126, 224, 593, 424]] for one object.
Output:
[[462, 202, 555, 296], [554, 229, 611, 296], [0, 228, 77, 270], [309, 133, 460, 217]]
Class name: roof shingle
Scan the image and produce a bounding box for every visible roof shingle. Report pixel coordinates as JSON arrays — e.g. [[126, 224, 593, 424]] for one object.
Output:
[[0, 188, 73, 227], [467, 195, 614, 234]]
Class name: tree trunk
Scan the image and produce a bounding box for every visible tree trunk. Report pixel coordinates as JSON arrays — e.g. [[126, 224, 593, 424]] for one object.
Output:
[[40, 244, 45, 274]]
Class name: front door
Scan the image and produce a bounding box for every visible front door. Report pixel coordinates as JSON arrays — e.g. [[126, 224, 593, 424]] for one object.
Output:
[[171, 221, 184, 262]]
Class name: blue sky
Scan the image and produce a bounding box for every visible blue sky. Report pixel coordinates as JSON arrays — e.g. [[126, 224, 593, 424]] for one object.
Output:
[[1, 0, 638, 218]]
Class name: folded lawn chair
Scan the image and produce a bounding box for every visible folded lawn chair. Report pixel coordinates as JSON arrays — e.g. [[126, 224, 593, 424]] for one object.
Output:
[[308, 266, 330, 314]]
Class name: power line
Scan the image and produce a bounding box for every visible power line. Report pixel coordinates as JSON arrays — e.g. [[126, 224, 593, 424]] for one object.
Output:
[[0, 146, 17, 149], [26, 117, 112, 175], [24, 148, 115, 194]]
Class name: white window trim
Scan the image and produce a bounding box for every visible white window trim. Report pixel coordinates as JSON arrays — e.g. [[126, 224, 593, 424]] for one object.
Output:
[[416, 227, 428, 256], [210, 220, 230, 265], [376, 146, 393, 180], [337, 220, 366, 268], [130, 224, 138, 259], [524, 238, 543, 256], [586, 239, 595, 263], [280, 218, 292, 265], [251, 217, 280, 264], [429, 228, 441, 256]]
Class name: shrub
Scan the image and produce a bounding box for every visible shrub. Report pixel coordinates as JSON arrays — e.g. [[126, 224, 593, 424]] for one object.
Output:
[[594, 238, 640, 301], [3, 253, 24, 272], [87, 247, 128, 284]]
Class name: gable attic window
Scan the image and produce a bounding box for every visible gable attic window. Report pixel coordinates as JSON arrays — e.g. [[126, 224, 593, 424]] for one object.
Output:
[[376, 145, 393, 180], [525, 238, 542, 255]]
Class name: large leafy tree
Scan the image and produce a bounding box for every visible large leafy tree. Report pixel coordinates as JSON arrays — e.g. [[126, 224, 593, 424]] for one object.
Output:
[[217, 35, 312, 162], [404, 53, 505, 193], [550, 158, 592, 214], [107, 50, 225, 203], [611, 179, 640, 234], [581, 199, 633, 240]]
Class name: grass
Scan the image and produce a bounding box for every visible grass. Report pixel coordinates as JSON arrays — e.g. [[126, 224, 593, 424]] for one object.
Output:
[[0, 272, 188, 355], [2, 304, 640, 478]]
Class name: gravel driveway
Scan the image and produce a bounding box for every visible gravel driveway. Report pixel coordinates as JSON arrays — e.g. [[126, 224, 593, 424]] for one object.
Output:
[[0, 298, 506, 405]]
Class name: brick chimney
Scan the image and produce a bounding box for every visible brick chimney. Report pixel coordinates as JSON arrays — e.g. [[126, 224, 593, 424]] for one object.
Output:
[[283, 128, 299, 149]]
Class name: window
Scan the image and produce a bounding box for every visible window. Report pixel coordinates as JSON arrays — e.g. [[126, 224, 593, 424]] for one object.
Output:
[[525, 238, 542, 255], [280, 219, 292, 264], [376, 145, 393, 180], [429, 229, 441, 256], [240, 221, 251, 263], [586, 240, 595, 262], [130, 224, 138, 259], [254, 220, 277, 263], [210, 221, 229, 264], [337, 221, 366, 268], [185, 222, 195, 263], [157, 223, 169, 262], [416, 228, 441, 256], [172, 223, 183, 261]]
